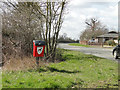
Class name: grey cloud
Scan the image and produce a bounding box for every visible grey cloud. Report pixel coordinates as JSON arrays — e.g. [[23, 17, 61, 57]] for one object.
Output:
[[61, 2, 118, 39], [70, 2, 115, 9]]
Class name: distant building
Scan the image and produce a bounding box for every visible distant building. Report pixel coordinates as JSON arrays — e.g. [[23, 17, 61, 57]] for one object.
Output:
[[97, 31, 118, 43], [79, 31, 118, 45]]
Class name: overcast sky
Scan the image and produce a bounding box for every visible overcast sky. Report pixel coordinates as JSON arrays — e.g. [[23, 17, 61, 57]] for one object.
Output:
[[60, 0, 119, 40]]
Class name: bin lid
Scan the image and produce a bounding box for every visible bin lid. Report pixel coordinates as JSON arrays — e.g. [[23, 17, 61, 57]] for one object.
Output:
[[33, 40, 45, 46]]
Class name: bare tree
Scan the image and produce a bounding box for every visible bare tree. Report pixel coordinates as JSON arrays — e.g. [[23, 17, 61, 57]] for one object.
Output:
[[2, 2, 45, 63], [80, 18, 108, 41], [33, 1, 67, 61], [2, 1, 67, 62]]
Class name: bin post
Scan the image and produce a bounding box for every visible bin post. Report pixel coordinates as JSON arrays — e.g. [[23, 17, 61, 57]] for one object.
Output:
[[36, 57, 39, 67], [33, 40, 46, 67]]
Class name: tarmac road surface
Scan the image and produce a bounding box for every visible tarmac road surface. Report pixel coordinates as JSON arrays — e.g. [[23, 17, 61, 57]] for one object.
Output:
[[58, 43, 117, 61]]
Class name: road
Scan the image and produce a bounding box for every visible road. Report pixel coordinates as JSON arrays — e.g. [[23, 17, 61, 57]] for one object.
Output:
[[58, 43, 117, 61]]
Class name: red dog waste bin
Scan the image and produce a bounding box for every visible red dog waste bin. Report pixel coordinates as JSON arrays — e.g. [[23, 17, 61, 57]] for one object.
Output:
[[33, 40, 45, 57]]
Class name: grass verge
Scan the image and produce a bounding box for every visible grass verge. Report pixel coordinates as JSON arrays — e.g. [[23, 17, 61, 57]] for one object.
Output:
[[69, 43, 91, 47], [2, 49, 118, 88]]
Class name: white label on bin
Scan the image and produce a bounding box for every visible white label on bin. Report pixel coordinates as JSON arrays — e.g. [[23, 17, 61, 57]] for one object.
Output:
[[37, 47, 43, 54]]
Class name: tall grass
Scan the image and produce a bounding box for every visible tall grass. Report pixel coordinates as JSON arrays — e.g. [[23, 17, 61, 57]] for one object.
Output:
[[2, 56, 45, 71]]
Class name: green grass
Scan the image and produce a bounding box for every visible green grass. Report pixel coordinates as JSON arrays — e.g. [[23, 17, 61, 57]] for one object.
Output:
[[69, 43, 91, 47], [2, 50, 118, 88]]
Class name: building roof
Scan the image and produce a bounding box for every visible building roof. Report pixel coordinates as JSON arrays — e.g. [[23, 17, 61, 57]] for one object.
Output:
[[97, 31, 118, 38], [97, 33, 118, 38], [108, 31, 118, 34]]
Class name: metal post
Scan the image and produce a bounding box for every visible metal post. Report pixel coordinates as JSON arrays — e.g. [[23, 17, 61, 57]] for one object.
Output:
[[36, 57, 39, 67], [102, 37, 104, 47], [118, 28, 120, 45], [118, 2, 120, 45]]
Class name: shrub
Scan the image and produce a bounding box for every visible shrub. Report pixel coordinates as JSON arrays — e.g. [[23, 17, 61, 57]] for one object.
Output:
[[54, 48, 64, 62], [106, 40, 116, 46]]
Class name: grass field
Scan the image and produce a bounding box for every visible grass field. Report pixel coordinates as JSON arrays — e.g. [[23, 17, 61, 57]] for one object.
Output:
[[69, 43, 91, 47], [2, 49, 118, 88]]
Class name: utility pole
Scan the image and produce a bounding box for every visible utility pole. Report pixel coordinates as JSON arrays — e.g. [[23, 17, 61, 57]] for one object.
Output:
[[118, 1, 120, 45]]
